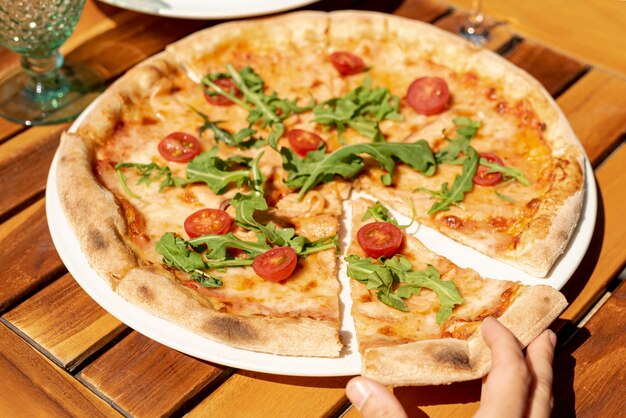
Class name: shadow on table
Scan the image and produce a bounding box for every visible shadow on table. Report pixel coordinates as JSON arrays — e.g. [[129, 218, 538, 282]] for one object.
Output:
[[551, 326, 591, 417]]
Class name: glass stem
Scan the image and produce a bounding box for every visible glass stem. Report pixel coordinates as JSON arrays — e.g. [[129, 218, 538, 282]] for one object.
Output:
[[21, 50, 66, 100]]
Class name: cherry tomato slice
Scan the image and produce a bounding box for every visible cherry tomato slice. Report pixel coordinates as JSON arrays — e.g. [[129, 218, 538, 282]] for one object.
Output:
[[406, 76, 451, 115], [357, 222, 403, 259], [288, 129, 325, 156], [184, 208, 232, 238], [473, 152, 504, 186], [158, 132, 201, 163], [204, 78, 241, 106], [252, 247, 298, 282], [330, 51, 365, 76]]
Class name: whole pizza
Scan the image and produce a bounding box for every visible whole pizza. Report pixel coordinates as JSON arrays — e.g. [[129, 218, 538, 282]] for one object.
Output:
[[56, 11, 583, 386]]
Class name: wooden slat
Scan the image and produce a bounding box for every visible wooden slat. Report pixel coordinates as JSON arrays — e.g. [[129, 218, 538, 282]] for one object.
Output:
[[188, 372, 350, 418], [443, 0, 626, 77], [0, 323, 120, 417], [79, 332, 228, 417], [392, 0, 450, 22], [0, 125, 67, 221], [0, 199, 64, 312], [504, 39, 587, 97], [557, 70, 626, 166], [2, 273, 126, 371], [560, 143, 626, 324], [553, 281, 626, 417]]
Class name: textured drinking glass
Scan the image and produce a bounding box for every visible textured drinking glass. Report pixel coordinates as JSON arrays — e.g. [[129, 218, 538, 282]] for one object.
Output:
[[459, 0, 489, 45], [0, 0, 104, 125]]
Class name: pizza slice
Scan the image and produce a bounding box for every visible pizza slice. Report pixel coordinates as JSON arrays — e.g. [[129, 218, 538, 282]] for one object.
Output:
[[346, 198, 566, 385]]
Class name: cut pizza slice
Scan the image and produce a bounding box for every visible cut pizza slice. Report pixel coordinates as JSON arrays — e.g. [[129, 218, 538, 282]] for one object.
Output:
[[346, 198, 567, 385]]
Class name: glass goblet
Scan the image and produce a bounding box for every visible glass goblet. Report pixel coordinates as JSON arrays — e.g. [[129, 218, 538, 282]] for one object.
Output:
[[459, 0, 490, 46], [0, 0, 104, 126]]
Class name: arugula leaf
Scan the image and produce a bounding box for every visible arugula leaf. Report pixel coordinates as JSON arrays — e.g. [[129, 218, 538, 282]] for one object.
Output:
[[190, 271, 223, 288], [205, 65, 313, 149], [418, 146, 479, 215], [155, 233, 206, 273], [182, 148, 252, 194], [189, 232, 270, 259], [361, 201, 416, 230], [480, 158, 531, 186], [281, 140, 436, 200], [435, 117, 481, 164], [192, 107, 265, 149], [345, 254, 464, 324], [313, 77, 402, 143], [115, 162, 177, 199]]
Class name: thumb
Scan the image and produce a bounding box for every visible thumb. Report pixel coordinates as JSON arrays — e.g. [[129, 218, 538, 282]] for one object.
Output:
[[346, 376, 408, 418]]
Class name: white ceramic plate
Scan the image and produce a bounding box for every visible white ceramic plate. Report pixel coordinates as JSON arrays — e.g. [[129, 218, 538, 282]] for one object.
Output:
[[46, 96, 597, 375], [97, 0, 319, 19]]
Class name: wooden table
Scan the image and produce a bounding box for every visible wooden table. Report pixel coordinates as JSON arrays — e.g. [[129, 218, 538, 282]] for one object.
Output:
[[1, 1, 625, 416]]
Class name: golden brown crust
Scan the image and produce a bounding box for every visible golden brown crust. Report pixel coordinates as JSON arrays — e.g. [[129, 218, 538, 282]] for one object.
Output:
[[56, 132, 137, 284], [117, 268, 341, 357], [361, 286, 567, 386]]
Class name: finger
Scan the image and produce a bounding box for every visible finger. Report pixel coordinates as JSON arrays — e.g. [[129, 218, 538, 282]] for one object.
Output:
[[474, 317, 530, 418], [346, 376, 408, 418], [524, 329, 557, 418]]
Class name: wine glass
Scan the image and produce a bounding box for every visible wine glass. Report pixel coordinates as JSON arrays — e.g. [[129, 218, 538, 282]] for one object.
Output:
[[459, 0, 490, 46], [0, 0, 104, 126]]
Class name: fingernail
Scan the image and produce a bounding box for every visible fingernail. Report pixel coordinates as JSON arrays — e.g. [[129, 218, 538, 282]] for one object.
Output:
[[346, 378, 372, 411], [547, 330, 557, 348]]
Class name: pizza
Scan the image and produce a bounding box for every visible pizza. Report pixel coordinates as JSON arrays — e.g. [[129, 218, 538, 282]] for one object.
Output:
[[55, 11, 583, 385], [347, 198, 566, 385]]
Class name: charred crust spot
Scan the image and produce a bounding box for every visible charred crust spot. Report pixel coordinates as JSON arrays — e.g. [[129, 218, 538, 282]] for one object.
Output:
[[204, 316, 259, 343], [137, 285, 154, 301], [488, 216, 511, 231], [89, 229, 108, 251], [434, 347, 471, 370], [443, 215, 463, 229], [539, 122, 547, 131]]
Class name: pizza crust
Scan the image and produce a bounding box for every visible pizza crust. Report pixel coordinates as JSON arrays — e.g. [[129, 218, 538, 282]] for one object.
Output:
[[117, 267, 341, 357], [361, 285, 567, 386]]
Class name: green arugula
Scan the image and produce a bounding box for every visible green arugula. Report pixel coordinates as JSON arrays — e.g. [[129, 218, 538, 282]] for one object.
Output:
[[345, 254, 464, 324], [192, 107, 265, 149], [362, 201, 415, 230], [114, 162, 176, 199], [181, 148, 252, 194], [418, 146, 480, 215], [435, 117, 481, 164], [281, 140, 436, 200], [203, 65, 314, 149], [313, 77, 402, 144], [480, 158, 530, 186]]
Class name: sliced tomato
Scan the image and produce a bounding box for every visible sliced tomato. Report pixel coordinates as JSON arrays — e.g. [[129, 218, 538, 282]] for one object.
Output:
[[357, 222, 403, 259], [288, 129, 325, 156], [184, 208, 232, 238], [158, 132, 201, 163], [252, 247, 298, 282], [204, 78, 241, 106], [330, 51, 365, 76], [473, 152, 504, 186], [406, 76, 450, 115]]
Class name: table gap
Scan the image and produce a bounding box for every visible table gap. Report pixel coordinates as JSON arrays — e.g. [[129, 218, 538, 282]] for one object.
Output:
[[0, 266, 67, 316], [591, 135, 626, 170], [173, 368, 238, 418]]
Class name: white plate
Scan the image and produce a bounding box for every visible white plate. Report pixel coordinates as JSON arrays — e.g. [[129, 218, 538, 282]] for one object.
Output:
[[46, 99, 597, 377], [97, 0, 319, 19]]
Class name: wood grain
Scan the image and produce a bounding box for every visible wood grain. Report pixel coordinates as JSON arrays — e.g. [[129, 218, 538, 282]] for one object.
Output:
[[553, 281, 626, 417], [504, 39, 587, 97], [443, 0, 626, 78], [392, 0, 450, 22], [0, 323, 120, 417], [187, 371, 351, 418], [557, 70, 626, 166], [560, 143, 626, 324], [2, 273, 126, 371], [79, 332, 229, 417], [0, 199, 65, 312]]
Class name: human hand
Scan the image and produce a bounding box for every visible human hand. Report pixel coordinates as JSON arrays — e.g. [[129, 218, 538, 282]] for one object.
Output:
[[345, 316, 557, 418]]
